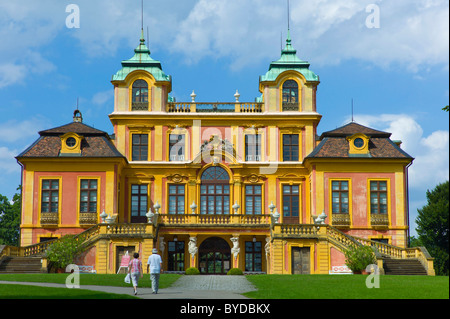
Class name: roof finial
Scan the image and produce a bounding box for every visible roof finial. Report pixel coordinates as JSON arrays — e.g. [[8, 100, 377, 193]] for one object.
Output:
[[351, 98, 354, 122], [140, 0, 145, 45], [287, 0, 290, 31], [73, 109, 82, 123], [141, 0, 144, 32], [283, 0, 293, 51]]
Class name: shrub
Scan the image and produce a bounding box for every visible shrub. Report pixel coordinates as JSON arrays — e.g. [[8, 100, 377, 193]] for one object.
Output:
[[344, 245, 376, 273], [46, 235, 83, 271], [185, 267, 200, 275], [227, 268, 243, 275]]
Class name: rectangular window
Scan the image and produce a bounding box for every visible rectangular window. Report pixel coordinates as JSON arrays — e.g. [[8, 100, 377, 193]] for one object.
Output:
[[168, 184, 185, 214], [245, 241, 262, 272], [131, 134, 148, 161], [370, 181, 388, 214], [245, 134, 261, 161], [282, 134, 299, 161], [168, 241, 185, 272], [283, 185, 299, 222], [131, 184, 148, 220], [169, 134, 185, 161], [200, 184, 230, 215], [41, 179, 59, 213], [245, 185, 262, 215], [331, 180, 349, 214], [80, 179, 98, 213]]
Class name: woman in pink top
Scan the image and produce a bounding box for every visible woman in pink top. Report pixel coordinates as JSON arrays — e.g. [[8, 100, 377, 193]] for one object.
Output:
[[128, 252, 143, 295]]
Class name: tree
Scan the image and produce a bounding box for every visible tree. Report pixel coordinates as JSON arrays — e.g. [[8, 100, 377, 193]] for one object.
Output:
[[0, 187, 21, 246], [416, 181, 449, 276], [443, 105, 449, 112]]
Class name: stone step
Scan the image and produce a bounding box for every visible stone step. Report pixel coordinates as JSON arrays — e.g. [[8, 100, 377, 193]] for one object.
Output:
[[0, 257, 43, 273], [383, 258, 427, 275]]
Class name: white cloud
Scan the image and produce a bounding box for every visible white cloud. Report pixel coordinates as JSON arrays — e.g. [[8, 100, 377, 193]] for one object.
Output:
[[421, 130, 449, 150], [171, 0, 449, 71], [0, 146, 19, 174], [0, 63, 26, 88], [0, 1, 62, 88], [0, 0, 447, 88], [0, 116, 50, 143], [92, 90, 114, 106]]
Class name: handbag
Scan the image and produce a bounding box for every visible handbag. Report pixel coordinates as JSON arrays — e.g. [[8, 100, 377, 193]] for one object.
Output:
[[124, 273, 131, 284]]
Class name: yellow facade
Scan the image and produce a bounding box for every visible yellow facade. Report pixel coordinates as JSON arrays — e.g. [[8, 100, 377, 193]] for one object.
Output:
[[15, 32, 435, 276]]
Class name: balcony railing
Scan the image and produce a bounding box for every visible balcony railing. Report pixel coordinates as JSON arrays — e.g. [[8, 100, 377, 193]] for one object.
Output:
[[169, 155, 185, 161], [332, 213, 351, 227], [282, 102, 299, 111], [40, 212, 59, 225], [245, 155, 261, 161], [160, 213, 271, 226], [167, 102, 263, 113], [79, 212, 98, 225], [371, 214, 389, 227], [132, 101, 149, 111]]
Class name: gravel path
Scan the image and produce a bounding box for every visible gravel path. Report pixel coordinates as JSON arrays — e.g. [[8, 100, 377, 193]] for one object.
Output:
[[171, 275, 257, 292], [0, 275, 257, 299]]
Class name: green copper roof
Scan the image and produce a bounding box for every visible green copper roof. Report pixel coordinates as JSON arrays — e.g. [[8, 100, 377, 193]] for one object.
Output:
[[260, 30, 319, 83], [112, 30, 171, 82]]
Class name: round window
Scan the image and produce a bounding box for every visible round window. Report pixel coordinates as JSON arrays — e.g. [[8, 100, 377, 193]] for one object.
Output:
[[66, 137, 77, 147], [354, 138, 364, 148]]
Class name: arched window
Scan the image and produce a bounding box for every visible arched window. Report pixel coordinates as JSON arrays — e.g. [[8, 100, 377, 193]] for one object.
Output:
[[132, 79, 148, 110], [282, 80, 299, 111], [200, 166, 230, 215]]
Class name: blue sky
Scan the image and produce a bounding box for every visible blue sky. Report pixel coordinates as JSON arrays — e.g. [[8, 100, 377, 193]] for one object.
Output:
[[0, 0, 448, 237]]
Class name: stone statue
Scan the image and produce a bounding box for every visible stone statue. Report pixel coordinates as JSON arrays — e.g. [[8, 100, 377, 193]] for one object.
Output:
[[159, 237, 166, 257], [188, 237, 198, 259], [231, 237, 240, 260], [264, 237, 270, 258]]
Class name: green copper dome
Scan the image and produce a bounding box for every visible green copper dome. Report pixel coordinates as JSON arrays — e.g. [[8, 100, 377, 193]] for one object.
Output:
[[112, 30, 171, 83], [260, 30, 319, 83]]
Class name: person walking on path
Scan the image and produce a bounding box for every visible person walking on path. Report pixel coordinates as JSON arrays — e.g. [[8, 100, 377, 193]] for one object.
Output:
[[128, 252, 143, 295], [147, 248, 163, 294]]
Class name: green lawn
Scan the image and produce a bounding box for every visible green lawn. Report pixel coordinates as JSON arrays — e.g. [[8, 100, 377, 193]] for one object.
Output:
[[0, 273, 181, 289], [244, 274, 449, 299], [0, 283, 138, 299], [0, 273, 448, 299]]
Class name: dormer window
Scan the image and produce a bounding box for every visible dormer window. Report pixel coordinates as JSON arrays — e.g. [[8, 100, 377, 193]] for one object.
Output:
[[60, 133, 83, 156], [132, 79, 149, 111], [347, 134, 370, 156], [282, 80, 299, 111]]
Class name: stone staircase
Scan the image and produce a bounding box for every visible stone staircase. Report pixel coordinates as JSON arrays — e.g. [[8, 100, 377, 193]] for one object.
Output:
[[383, 257, 428, 275], [0, 257, 43, 274]]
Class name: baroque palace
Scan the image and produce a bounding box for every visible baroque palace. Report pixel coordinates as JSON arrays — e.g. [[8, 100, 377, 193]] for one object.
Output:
[[12, 29, 435, 275]]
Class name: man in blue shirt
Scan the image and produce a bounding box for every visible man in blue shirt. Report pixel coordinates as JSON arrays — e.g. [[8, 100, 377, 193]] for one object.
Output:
[[147, 248, 163, 294]]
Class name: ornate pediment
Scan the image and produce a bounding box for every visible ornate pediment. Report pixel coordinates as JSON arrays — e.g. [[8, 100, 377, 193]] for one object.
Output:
[[278, 173, 306, 181], [166, 174, 189, 183], [242, 174, 267, 183], [200, 135, 234, 153], [194, 135, 238, 165]]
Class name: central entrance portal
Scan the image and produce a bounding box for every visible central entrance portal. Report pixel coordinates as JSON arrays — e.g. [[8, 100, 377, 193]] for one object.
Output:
[[199, 237, 231, 274]]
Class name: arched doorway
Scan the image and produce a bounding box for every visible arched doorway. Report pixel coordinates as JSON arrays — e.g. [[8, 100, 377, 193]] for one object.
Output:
[[198, 237, 231, 274]]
